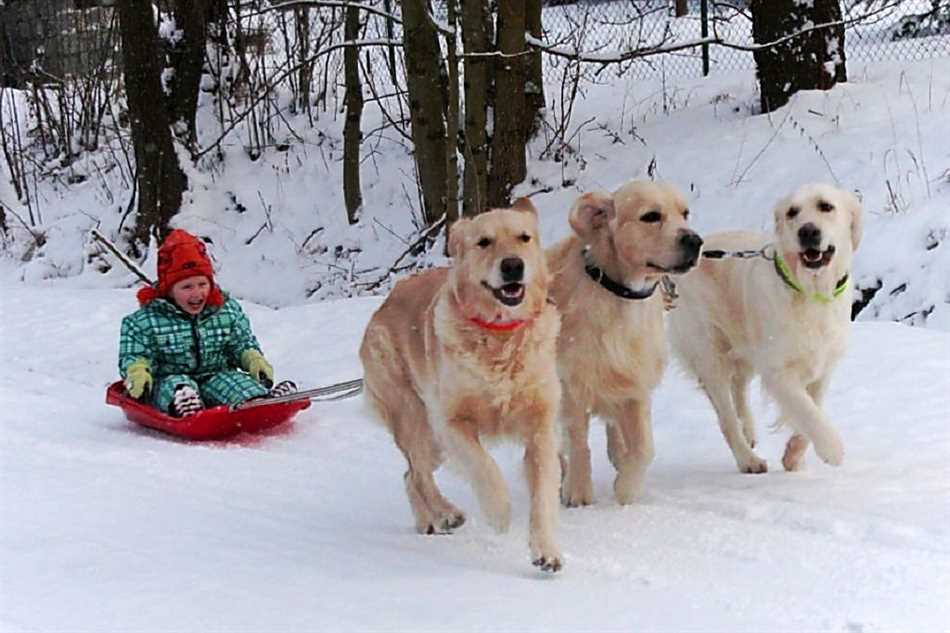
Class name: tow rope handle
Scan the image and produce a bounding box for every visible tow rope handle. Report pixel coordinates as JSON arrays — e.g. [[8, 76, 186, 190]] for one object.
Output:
[[234, 378, 364, 410]]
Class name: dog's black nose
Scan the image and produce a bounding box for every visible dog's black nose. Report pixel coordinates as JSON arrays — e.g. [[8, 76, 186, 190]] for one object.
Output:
[[798, 223, 822, 248], [500, 257, 524, 282], [679, 231, 704, 255]]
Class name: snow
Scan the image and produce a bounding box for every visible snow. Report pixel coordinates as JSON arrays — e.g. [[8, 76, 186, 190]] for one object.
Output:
[[2, 8, 950, 630], [1, 280, 949, 632]]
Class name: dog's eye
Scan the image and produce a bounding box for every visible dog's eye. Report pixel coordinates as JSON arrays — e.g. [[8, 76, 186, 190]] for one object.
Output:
[[519, 233, 531, 243], [683, 209, 690, 220], [787, 206, 800, 219], [477, 237, 493, 248], [640, 211, 662, 223], [817, 200, 834, 213]]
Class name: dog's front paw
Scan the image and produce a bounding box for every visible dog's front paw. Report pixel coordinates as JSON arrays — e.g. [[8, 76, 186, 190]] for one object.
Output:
[[532, 551, 563, 573], [736, 453, 768, 474], [813, 430, 844, 466], [424, 511, 466, 535]]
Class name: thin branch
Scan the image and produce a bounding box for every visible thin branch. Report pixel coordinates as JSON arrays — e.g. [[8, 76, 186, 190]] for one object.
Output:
[[195, 38, 401, 160], [257, 1, 401, 25]]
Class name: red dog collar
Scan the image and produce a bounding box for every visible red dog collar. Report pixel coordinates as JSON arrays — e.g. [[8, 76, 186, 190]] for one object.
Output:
[[468, 316, 528, 332]]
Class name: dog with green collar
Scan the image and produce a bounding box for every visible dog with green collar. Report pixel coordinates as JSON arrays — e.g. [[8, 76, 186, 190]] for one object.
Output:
[[668, 183, 863, 474]]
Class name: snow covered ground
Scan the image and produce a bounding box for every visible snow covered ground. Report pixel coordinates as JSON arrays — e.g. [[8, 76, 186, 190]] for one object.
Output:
[[1, 280, 948, 632], [2, 9, 950, 630]]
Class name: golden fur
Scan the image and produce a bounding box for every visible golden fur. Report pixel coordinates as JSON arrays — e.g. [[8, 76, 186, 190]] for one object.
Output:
[[359, 198, 564, 572], [548, 181, 702, 506], [668, 183, 863, 472]]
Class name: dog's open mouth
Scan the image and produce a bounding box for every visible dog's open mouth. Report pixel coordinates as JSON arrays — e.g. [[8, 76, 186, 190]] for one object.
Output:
[[482, 281, 525, 307], [799, 245, 835, 269]]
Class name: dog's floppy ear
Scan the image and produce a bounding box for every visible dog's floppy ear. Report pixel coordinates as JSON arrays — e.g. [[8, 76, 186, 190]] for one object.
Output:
[[773, 194, 793, 230], [448, 217, 472, 258], [510, 196, 538, 217], [569, 192, 614, 238], [844, 190, 863, 251]]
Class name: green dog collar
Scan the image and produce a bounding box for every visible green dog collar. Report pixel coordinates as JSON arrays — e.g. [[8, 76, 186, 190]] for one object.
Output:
[[773, 253, 849, 304]]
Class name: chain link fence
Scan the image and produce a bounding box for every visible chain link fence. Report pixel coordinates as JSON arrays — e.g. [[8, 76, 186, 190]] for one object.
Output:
[[540, 0, 950, 81], [1, 0, 115, 87]]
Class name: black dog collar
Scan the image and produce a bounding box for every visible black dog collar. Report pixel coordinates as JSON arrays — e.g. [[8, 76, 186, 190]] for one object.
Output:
[[582, 246, 658, 301]]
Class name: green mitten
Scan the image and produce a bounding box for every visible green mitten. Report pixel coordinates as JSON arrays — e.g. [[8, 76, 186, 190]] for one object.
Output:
[[124, 358, 153, 399], [241, 349, 274, 386]]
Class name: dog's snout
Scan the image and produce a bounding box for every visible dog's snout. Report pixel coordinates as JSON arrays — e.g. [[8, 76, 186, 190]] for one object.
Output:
[[798, 223, 822, 248], [679, 231, 704, 255], [500, 257, 524, 282]]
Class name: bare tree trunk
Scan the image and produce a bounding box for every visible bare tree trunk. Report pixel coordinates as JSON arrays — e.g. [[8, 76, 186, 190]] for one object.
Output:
[[443, 0, 461, 229], [674, 0, 689, 17], [401, 0, 447, 228], [343, 3, 363, 225], [488, 0, 527, 208], [168, 0, 212, 149], [461, 0, 492, 217], [295, 8, 313, 116], [525, 0, 544, 139], [383, 0, 399, 87], [117, 0, 187, 253], [751, 0, 847, 113]]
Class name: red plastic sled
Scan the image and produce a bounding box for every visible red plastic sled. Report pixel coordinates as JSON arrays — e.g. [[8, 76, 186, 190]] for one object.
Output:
[[106, 381, 310, 440]]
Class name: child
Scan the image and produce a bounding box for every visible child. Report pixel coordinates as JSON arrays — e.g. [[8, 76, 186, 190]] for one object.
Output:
[[118, 229, 295, 417]]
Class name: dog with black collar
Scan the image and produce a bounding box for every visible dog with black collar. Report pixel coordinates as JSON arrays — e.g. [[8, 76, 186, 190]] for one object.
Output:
[[547, 180, 703, 506]]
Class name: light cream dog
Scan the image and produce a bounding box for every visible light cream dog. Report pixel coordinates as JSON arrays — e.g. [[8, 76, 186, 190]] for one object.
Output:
[[359, 198, 564, 572], [548, 181, 703, 506], [668, 183, 862, 473]]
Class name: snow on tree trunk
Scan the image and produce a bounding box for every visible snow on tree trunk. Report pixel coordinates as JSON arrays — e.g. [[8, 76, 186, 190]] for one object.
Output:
[[116, 0, 188, 252], [751, 0, 848, 114]]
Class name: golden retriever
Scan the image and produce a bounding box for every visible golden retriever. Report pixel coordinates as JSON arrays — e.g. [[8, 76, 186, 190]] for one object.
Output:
[[359, 198, 564, 572], [668, 183, 862, 473], [548, 181, 703, 506]]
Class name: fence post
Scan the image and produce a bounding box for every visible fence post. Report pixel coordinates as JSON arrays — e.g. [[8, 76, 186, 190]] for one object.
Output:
[[700, 0, 710, 76]]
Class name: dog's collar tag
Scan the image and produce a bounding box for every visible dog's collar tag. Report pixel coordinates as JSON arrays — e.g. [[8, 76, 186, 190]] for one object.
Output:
[[773, 254, 849, 304], [582, 246, 658, 301], [468, 316, 528, 332]]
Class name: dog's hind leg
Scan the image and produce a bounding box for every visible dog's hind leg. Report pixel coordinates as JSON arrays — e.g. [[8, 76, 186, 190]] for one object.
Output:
[[762, 371, 842, 467], [732, 363, 756, 448], [611, 397, 656, 503], [368, 378, 465, 535], [560, 393, 594, 507]]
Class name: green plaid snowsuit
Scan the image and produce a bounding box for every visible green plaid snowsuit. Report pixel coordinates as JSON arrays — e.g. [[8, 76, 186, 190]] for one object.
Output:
[[118, 295, 269, 413]]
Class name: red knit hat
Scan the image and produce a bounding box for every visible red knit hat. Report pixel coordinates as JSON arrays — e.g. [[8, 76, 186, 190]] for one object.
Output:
[[137, 229, 224, 307]]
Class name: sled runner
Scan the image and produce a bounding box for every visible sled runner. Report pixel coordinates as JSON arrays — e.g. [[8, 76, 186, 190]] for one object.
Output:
[[106, 381, 310, 440]]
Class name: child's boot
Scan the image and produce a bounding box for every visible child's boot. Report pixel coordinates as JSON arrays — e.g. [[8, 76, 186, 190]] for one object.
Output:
[[269, 380, 297, 398], [171, 385, 204, 418]]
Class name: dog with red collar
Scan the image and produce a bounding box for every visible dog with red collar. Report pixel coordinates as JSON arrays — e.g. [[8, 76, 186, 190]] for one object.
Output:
[[359, 198, 563, 573]]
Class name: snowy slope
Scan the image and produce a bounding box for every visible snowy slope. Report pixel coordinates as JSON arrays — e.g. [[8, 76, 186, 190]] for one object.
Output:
[[1, 280, 948, 632]]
